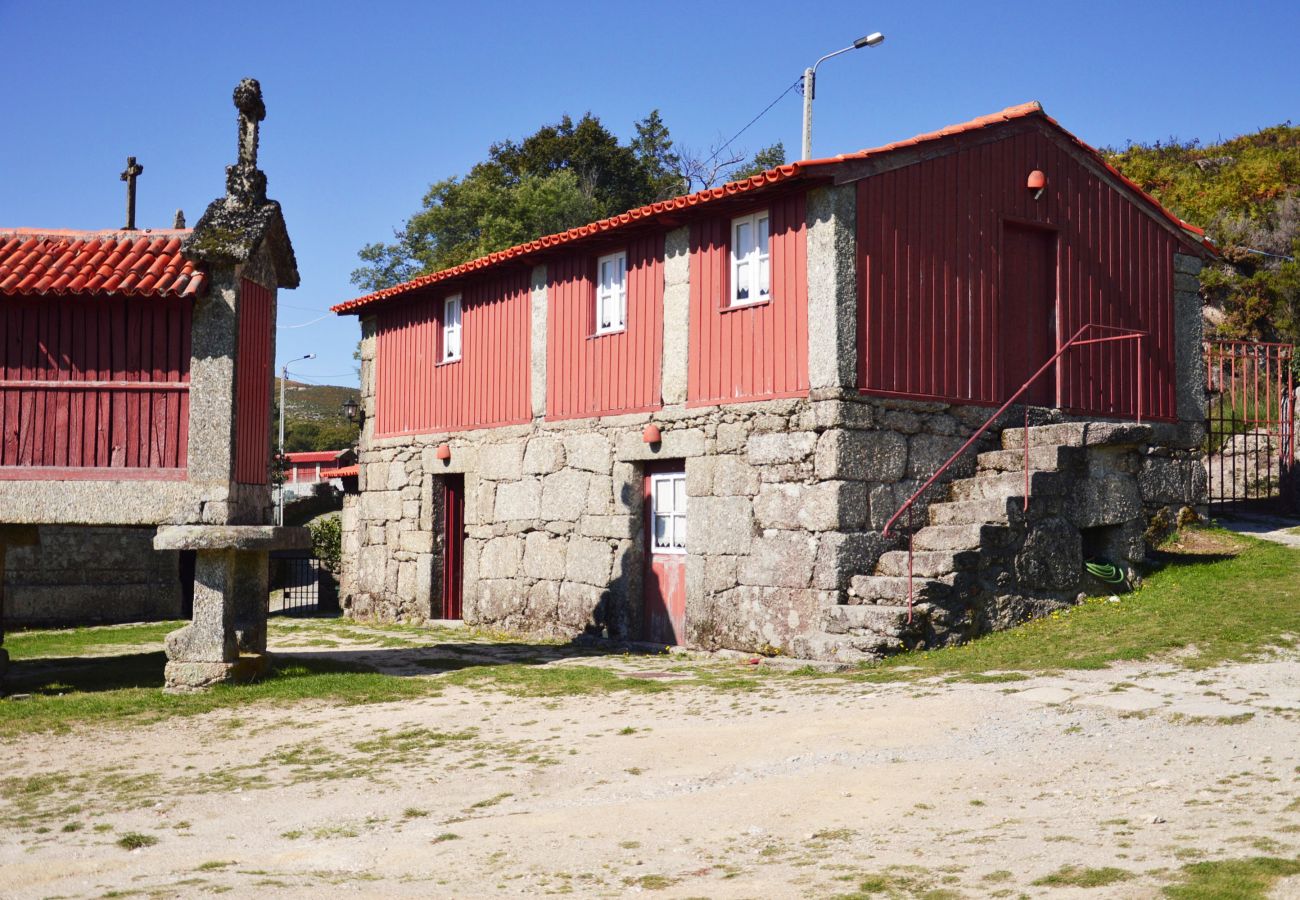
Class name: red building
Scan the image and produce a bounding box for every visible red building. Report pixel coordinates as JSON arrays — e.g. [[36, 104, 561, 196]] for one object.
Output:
[[333, 102, 1213, 660], [283, 449, 356, 494]]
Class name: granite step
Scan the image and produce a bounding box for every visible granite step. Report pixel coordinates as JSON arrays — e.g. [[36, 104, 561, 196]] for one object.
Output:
[[785, 632, 894, 662], [949, 470, 1063, 502], [927, 497, 1017, 526], [1001, 421, 1153, 450], [911, 523, 1012, 552], [876, 548, 979, 578], [976, 445, 1082, 474], [824, 604, 916, 639], [848, 573, 955, 605]]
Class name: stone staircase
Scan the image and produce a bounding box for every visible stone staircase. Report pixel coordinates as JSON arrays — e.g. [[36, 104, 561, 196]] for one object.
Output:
[[791, 424, 1106, 663]]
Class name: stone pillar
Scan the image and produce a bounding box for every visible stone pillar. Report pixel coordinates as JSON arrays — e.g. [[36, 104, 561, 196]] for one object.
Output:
[[806, 184, 858, 392], [1173, 253, 1206, 444], [530, 265, 548, 419], [662, 226, 691, 405], [186, 270, 239, 496]]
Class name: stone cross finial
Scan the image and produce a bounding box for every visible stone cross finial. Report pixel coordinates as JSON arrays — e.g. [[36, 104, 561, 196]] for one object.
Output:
[[232, 78, 265, 168], [173, 209, 186, 229], [120, 156, 143, 230]]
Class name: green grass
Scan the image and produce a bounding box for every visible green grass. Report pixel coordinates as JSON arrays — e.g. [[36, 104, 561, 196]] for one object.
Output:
[[1032, 865, 1132, 888], [5, 621, 184, 658], [115, 832, 158, 850], [1163, 856, 1300, 899], [851, 531, 1298, 680]]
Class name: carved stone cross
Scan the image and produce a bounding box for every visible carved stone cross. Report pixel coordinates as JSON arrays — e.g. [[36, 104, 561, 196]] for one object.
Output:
[[232, 78, 266, 169], [120, 156, 143, 230]]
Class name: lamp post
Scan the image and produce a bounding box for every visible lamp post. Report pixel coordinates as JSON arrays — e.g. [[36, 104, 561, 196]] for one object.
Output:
[[277, 352, 316, 525], [802, 31, 885, 160]]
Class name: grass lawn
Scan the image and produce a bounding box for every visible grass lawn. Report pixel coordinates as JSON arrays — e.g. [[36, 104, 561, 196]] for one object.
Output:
[[0, 528, 1296, 736]]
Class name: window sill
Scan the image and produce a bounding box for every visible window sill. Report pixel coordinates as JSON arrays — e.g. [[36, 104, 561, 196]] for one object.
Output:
[[436, 357, 462, 367], [650, 546, 687, 555], [589, 327, 627, 339], [721, 297, 772, 312]]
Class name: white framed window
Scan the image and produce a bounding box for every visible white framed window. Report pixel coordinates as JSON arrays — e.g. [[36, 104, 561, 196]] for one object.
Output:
[[650, 472, 687, 554], [442, 294, 462, 362], [595, 250, 627, 334], [729, 210, 770, 306]]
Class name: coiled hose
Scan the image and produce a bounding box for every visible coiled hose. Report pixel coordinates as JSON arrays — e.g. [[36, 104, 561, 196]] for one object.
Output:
[[1084, 558, 1126, 584]]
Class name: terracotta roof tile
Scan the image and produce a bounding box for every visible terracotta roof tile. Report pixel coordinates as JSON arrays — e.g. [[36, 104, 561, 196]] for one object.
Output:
[[286, 450, 350, 464], [319, 465, 359, 479], [0, 228, 207, 300], [333, 102, 1212, 315]]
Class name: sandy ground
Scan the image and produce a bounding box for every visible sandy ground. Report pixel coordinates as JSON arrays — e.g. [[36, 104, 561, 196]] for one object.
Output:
[[2, 632, 1299, 900]]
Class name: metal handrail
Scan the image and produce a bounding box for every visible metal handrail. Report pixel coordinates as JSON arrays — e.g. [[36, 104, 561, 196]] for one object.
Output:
[[882, 323, 1147, 539]]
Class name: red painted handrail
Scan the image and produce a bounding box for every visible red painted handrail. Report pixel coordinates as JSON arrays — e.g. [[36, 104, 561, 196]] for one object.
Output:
[[882, 323, 1147, 540]]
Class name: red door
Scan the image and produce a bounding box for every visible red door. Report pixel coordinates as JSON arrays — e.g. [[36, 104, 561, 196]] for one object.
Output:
[[643, 465, 687, 645], [441, 475, 464, 620], [1001, 223, 1058, 405]]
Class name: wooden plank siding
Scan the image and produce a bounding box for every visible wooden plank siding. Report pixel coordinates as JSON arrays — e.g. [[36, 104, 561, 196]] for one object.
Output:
[[234, 278, 273, 484], [0, 295, 191, 477], [687, 191, 809, 406], [373, 270, 532, 436], [857, 124, 1179, 421], [546, 233, 664, 420]]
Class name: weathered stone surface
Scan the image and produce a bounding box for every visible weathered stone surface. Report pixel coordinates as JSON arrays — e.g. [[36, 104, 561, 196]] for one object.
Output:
[[908, 433, 969, 479], [661, 226, 690, 405], [399, 531, 433, 553], [480, 536, 522, 578], [806, 184, 858, 390], [1015, 517, 1082, 591], [1070, 472, 1143, 528], [715, 422, 748, 453], [164, 655, 268, 692], [479, 443, 524, 480], [747, 431, 816, 465], [579, 514, 636, 539], [565, 536, 613, 586], [690, 496, 753, 555], [522, 531, 566, 580], [814, 532, 889, 590], [153, 525, 309, 552], [1139, 456, 1206, 506], [616, 427, 706, 461], [360, 491, 403, 523], [712, 455, 760, 496], [540, 469, 592, 521], [752, 481, 868, 532], [523, 437, 565, 474], [564, 433, 612, 473], [815, 429, 907, 482], [738, 531, 816, 588], [494, 480, 542, 521]]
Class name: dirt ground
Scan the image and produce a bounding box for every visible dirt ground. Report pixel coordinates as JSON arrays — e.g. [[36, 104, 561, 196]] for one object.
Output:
[[2, 627, 1299, 900]]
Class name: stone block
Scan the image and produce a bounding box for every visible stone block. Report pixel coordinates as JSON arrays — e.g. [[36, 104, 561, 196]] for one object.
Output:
[[813, 532, 889, 590], [712, 455, 760, 496], [1070, 472, 1143, 528], [579, 514, 637, 539], [716, 422, 749, 453], [360, 491, 403, 523], [399, 531, 434, 553], [523, 531, 566, 580], [564, 433, 612, 473], [1015, 517, 1082, 591], [908, 433, 968, 480], [386, 461, 410, 490], [540, 469, 592, 521], [585, 473, 615, 514], [480, 536, 522, 578], [738, 530, 817, 589], [479, 443, 524, 480], [689, 496, 753, 555], [747, 431, 816, 465], [816, 429, 908, 482], [494, 479, 542, 521], [616, 427, 706, 461], [565, 535, 614, 586], [558, 581, 603, 630], [523, 437, 565, 474]]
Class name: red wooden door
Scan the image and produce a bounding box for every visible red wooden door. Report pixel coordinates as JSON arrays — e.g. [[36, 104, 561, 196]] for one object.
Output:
[[1000, 224, 1058, 405], [643, 465, 687, 645], [441, 474, 464, 619]]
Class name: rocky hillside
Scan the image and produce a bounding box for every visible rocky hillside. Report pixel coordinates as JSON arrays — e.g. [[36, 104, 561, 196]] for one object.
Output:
[[273, 379, 360, 453]]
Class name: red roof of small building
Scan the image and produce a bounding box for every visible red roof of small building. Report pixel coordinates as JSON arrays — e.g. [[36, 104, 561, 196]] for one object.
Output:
[[0, 229, 207, 299], [284, 450, 350, 464], [333, 102, 1212, 316], [320, 464, 359, 479]]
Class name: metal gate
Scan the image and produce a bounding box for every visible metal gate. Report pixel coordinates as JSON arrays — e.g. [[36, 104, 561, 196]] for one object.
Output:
[[1204, 340, 1297, 512], [270, 552, 323, 615]]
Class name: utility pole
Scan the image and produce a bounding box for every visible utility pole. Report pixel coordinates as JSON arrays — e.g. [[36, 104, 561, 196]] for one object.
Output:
[[801, 32, 885, 160], [277, 353, 315, 525]]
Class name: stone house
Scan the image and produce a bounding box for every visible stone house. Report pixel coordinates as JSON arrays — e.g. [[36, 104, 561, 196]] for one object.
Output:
[[331, 102, 1212, 661]]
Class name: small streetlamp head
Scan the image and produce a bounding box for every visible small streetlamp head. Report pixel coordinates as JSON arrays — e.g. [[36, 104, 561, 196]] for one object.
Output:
[[342, 397, 359, 422], [854, 32, 885, 49]]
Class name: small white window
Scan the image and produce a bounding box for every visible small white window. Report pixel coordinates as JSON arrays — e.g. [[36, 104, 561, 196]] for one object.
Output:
[[442, 294, 462, 362], [650, 472, 687, 554], [595, 251, 627, 334], [730, 211, 771, 306]]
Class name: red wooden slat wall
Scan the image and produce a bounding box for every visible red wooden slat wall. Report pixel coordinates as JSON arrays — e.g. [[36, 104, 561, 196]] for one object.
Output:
[[546, 232, 664, 419], [857, 124, 1178, 421], [235, 278, 273, 484], [0, 295, 191, 476], [687, 191, 809, 405], [373, 269, 532, 436]]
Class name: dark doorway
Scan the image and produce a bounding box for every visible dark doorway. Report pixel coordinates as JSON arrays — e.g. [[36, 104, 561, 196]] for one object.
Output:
[[1000, 223, 1058, 405], [441, 474, 465, 620]]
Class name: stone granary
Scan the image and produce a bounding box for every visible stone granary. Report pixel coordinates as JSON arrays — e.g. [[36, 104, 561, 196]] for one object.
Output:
[[332, 102, 1214, 661], [0, 79, 306, 688]]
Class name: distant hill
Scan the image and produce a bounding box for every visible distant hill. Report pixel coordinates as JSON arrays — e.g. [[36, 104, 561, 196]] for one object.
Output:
[[273, 379, 360, 453], [1102, 124, 1300, 342]]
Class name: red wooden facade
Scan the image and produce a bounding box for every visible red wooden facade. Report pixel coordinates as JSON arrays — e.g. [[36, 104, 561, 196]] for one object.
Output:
[[373, 270, 532, 437], [857, 123, 1180, 421], [688, 192, 809, 406], [546, 232, 664, 419], [0, 295, 191, 479], [235, 278, 273, 484]]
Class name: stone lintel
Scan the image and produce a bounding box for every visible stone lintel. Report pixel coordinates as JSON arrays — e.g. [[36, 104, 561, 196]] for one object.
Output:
[[153, 525, 310, 552]]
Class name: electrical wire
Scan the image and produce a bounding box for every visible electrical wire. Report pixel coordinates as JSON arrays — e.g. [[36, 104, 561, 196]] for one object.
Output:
[[702, 76, 803, 168]]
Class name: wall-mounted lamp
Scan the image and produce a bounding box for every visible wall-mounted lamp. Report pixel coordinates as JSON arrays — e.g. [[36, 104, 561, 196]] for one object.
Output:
[[642, 423, 662, 445], [1027, 170, 1047, 201], [435, 443, 452, 462]]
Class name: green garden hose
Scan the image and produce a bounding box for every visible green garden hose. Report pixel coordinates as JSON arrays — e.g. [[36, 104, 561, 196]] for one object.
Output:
[[1084, 559, 1126, 584]]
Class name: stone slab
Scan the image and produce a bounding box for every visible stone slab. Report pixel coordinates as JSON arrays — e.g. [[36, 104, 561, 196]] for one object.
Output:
[[164, 654, 270, 692], [1075, 691, 1165, 713], [153, 525, 310, 552]]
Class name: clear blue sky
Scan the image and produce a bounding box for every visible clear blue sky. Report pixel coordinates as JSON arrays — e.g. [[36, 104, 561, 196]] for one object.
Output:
[[3, 0, 1297, 388]]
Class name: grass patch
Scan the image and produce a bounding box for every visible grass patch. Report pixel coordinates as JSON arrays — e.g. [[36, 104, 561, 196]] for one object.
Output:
[[431, 832, 460, 844], [850, 531, 1298, 680], [1032, 865, 1132, 887], [5, 621, 184, 659], [115, 832, 158, 850], [1163, 856, 1300, 898]]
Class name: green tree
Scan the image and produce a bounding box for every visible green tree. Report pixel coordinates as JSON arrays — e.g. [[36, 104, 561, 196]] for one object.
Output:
[[730, 142, 787, 181]]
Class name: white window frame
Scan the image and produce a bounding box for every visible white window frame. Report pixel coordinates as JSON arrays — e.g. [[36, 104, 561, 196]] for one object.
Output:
[[595, 250, 627, 335], [649, 472, 687, 554], [729, 210, 771, 307], [442, 294, 462, 362]]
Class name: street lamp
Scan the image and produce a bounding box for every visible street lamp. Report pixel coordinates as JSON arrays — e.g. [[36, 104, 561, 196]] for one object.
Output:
[[277, 352, 316, 525], [802, 31, 885, 160]]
